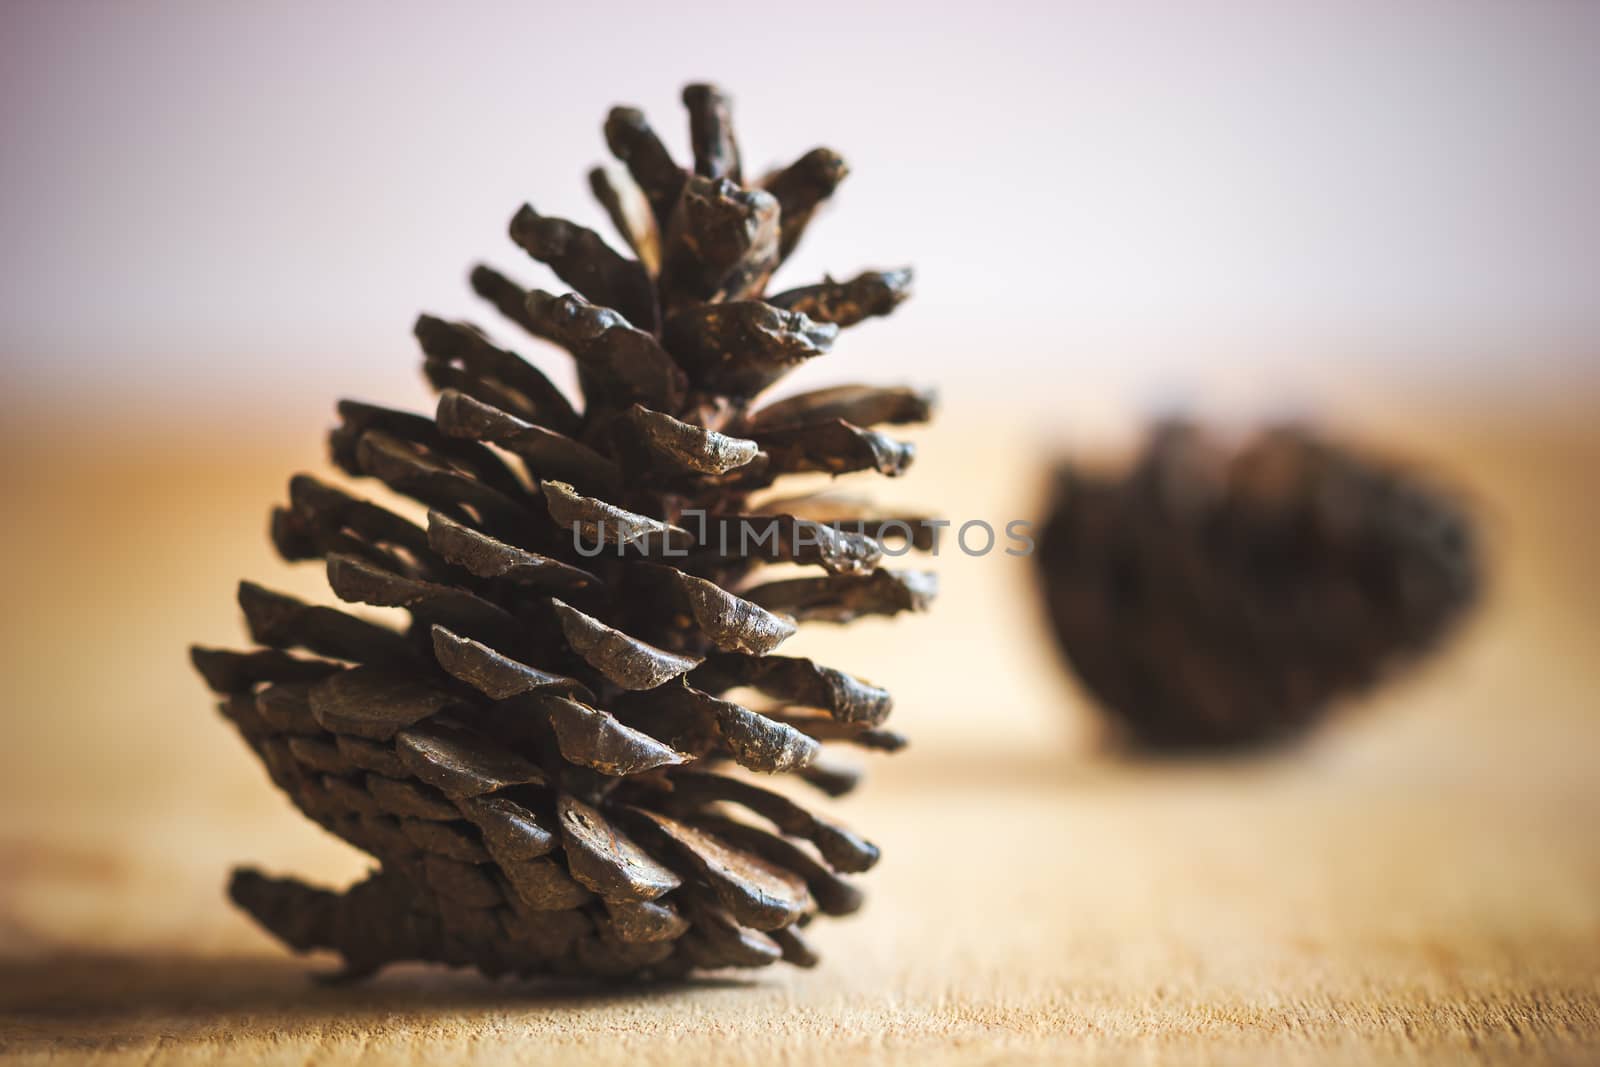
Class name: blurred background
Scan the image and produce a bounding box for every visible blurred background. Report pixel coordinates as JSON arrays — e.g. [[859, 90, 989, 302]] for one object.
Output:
[[4, 0, 1597, 770], [2, 2, 1598, 1060], [5, 0, 1598, 424]]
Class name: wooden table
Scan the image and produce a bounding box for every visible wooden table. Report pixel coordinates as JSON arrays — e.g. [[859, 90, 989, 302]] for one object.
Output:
[[3, 403, 1597, 1065]]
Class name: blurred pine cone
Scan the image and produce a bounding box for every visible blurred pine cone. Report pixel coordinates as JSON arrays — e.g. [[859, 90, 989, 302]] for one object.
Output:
[[1036, 421, 1480, 751], [191, 83, 936, 981]]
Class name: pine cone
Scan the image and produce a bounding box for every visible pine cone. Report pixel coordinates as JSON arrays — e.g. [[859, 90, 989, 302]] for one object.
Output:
[[191, 83, 935, 981], [1036, 421, 1479, 751]]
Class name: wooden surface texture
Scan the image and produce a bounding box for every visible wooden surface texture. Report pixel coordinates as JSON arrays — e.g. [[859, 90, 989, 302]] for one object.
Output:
[[1, 405, 1597, 1065]]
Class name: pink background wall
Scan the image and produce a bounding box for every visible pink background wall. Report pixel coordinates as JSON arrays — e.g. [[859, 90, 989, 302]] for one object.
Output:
[[4, 0, 1597, 428]]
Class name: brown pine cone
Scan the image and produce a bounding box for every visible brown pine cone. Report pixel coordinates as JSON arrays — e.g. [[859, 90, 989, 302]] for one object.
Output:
[[191, 82, 935, 982], [1036, 421, 1480, 751]]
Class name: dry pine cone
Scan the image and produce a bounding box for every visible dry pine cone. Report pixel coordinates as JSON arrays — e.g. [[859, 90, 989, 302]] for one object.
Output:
[[191, 83, 935, 981], [1037, 421, 1479, 750]]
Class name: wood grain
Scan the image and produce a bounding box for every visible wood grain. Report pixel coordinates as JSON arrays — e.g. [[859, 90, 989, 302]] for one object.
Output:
[[1, 405, 1597, 1065]]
